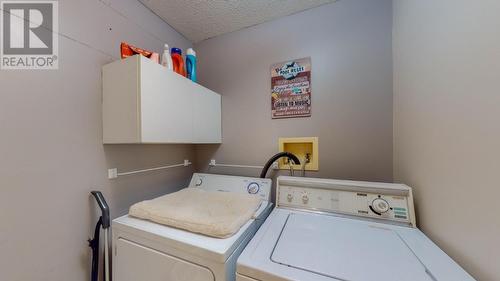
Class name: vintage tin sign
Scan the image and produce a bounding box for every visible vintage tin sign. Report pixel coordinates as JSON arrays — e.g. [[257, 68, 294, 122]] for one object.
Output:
[[271, 57, 311, 119]]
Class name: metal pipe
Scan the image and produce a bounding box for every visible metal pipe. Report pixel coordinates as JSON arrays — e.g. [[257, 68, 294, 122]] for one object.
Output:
[[115, 160, 191, 177], [104, 230, 109, 281]]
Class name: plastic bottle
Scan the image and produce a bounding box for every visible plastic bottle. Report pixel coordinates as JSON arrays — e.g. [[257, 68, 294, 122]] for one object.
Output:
[[186, 48, 197, 82], [171, 47, 185, 76], [161, 44, 173, 70]]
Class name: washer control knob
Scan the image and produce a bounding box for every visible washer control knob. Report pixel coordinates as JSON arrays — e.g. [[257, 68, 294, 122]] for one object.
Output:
[[302, 194, 309, 204], [287, 193, 293, 202], [195, 178, 203, 186], [247, 182, 260, 194], [372, 198, 390, 214]]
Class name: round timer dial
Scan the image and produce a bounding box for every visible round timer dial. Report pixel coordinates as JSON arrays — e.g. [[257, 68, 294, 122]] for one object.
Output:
[[247, 182, 260, 194], [371, 198, 390, 214]]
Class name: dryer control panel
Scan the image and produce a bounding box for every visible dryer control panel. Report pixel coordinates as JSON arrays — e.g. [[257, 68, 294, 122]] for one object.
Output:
[[189, 173, 272, 201], [277, 176, 416, 227]]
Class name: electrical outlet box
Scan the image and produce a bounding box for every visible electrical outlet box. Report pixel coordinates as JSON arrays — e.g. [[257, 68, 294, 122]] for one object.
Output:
[[278, 137, 318, 171]]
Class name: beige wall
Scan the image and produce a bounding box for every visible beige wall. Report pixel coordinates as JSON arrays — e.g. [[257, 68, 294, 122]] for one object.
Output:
[[393, 1, 500, 280], [2, 0, 492, 280], [0, 1, 194, 280], [194, 0, 394, 183]]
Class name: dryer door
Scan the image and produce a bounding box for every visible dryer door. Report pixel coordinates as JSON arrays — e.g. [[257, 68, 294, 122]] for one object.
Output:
[[115, 238, 215, 281]]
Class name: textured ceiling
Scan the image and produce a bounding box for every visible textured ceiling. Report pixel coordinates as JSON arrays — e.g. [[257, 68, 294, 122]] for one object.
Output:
[[140, 0, 337, 43]]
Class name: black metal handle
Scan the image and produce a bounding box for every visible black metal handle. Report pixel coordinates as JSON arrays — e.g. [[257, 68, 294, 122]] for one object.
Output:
[[91, 191, 110, 229]]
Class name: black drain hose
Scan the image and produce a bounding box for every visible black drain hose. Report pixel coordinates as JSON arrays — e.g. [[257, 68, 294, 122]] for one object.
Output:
[[260, 152, 301, 178], [89, 217, 103, 281], [89, 191, 110, 281]]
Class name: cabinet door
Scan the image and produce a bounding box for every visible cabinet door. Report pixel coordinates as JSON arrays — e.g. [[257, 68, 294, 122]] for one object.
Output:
[[193, 87, 222, 143], [102, 56, 141, 143], [140, 58, 194, 143]]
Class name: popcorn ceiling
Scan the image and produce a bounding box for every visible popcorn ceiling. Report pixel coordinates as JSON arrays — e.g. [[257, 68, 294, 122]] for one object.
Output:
[[140, 0, 336, 43]]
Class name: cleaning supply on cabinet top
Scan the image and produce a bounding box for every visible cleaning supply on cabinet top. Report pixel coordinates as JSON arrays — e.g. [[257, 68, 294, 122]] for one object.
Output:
[[161, 44, 173, 70], [186, 48, 197, 82], [171, 47, 186, 76], [120, 42, 159, 63]]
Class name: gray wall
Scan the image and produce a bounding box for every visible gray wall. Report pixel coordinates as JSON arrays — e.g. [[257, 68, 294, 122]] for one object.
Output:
[[0, 1, 194, 280], [393, 1, 500, 280], [194, 0, 394, 182]]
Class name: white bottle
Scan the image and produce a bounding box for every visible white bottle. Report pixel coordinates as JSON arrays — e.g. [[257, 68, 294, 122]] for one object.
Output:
[[161, 44, 173, 70]]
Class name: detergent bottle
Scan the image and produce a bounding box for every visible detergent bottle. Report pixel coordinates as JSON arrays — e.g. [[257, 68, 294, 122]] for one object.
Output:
[[171, 47, 185, 76], [161, 44, 173, 70], [186, 48, 197, 82]]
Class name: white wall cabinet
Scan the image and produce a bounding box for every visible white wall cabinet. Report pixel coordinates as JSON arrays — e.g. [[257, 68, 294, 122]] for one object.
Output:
[[103, 55, 221, 144]]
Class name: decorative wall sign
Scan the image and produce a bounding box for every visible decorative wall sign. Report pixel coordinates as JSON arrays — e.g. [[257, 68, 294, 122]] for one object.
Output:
[[271, 57, 311, 119]]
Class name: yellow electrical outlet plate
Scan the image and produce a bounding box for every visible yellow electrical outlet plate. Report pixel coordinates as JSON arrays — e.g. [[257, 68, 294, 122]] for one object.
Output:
[[278, 137, 319, 171]]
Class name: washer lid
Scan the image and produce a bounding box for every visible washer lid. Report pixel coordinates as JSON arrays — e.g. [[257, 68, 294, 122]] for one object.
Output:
[[271, 213, 434, 281]]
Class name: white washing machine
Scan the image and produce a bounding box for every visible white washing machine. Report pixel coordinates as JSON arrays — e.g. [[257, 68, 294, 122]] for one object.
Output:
[[112, 173, 273, 281], [236, 176, 475, 281]]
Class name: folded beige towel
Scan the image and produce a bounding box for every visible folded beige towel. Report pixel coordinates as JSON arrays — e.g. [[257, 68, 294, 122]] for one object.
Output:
[[129, 188, 263, 238]]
